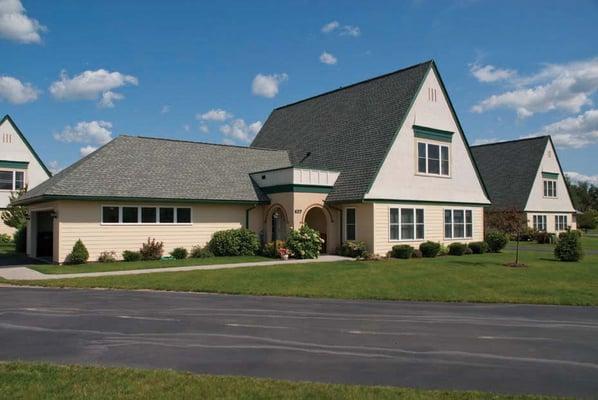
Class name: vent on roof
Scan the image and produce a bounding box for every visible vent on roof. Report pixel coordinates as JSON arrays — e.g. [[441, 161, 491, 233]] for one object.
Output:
[[427, 87, 437, 103]]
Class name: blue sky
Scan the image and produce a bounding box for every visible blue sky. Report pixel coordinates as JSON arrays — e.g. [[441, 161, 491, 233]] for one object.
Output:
[[1, 0, 597, 182]]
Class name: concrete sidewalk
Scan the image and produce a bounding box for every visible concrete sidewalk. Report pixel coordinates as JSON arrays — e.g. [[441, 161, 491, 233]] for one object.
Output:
[[0, 255, 352, 281]]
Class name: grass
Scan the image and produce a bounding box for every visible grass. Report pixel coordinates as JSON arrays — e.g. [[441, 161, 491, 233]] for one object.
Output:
[[0, 362, 564, 400], [30, 255, 271, 274]]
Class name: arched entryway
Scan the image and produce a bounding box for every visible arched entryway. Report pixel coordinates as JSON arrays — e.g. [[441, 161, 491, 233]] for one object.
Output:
[[270, 206, 288, 242], [304, 206, 328, 253]]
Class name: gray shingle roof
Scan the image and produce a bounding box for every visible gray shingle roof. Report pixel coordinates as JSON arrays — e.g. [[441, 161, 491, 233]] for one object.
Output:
[[251, 60, 433, 202], [17, 136, 291, 205], [471, 136, 549, 211]]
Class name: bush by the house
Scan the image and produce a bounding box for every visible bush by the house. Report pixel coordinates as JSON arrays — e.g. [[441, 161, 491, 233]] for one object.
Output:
[[448, 242, 467, 256], [261, 240, 286, 258], [339, 240, 368, 258], [170, 247, 188, 260], [412, 249, 423, 258], [13, 226, 26, 253], [419, 241, 441, 258], [485, 231, 508, 253], [140, 238, 164, 260], [122, 250, 141, 262], [285, 225, 323, 259], [554, 231, 584, 262], [467, 241, 489, 254], [190, 245, 214, 258], [97, 251, 117, 263], [464, 246, 473, 255], [208, 228, 259, 256], [67, 239, 89, 264], [0, 233, 12, 244], [519, 227, 536, 242], [391, 244, 413, 259], [534, 231, 551, 244]]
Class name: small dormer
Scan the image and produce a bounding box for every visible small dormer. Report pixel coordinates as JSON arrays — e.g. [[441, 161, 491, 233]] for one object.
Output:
[[250, 167, 340, 194]]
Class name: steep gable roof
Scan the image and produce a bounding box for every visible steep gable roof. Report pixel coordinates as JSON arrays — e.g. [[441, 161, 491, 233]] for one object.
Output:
[[251, 60, 433, 202], [16, 136, 291, 205], [0, 114, 52, 177], [471, 136, 549, 211]]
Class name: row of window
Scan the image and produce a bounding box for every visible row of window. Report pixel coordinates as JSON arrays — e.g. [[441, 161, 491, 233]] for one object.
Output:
[[0, 170, 25, 191], [101, 206, 192, 224], [417, 142, 450, 176], [533, 214, 568, 231], [543, 179, 557, 198]]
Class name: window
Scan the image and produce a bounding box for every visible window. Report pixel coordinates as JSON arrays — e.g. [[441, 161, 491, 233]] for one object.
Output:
[[389, 208, 424, 241], [533, 215, 547, 231], [345, 208, 356, 241], [0, 171, 12, 190], [122, 207, 138, 223], [102, 206, 119, 223], [101, 206, 192, 224], [159, 207, 175, 223], [177, 207, 191, 223], [555, 215, 568, 231], [0, 170, 26, 191], [543, 180, 557, 197], [417, 142, 449, 176], [444, 209, 473, 239], [141, 207, 157, 223], [15, 171, 25, 189]]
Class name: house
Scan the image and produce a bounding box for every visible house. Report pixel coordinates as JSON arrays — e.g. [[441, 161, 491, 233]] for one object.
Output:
[[0, 115, 51, 235], [15, 60, 490, 263], [471, 136, 577, 233]]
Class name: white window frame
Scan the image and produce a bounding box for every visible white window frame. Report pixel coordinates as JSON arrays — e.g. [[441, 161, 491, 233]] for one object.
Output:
[[543, 179, 557, 198], [532, 215, 547, 231], [416, 141, 451, 177], [555, 215, 568, 231], [0, 169, 27, 191], [443, 208, 473, 240], [344, 207, 356, 241], [389, 207, 425, 242], [100, 205, 193, 225]]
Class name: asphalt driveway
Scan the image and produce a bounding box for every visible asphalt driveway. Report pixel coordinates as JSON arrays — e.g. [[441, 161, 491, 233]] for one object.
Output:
[[0, 287, 596, 398]]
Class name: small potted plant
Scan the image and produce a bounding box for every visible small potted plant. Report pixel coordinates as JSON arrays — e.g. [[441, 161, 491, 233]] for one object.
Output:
[[278, 247, 291, 260]]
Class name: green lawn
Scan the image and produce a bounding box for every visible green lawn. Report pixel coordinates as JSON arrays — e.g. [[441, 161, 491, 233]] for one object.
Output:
[[0, 362, 564, 400], [30, 255, 271, 274]]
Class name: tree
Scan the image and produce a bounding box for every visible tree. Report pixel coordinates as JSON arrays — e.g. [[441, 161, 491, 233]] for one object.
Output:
[[577, 210, 598, 232], [486, 208, 528, 265], [1, 187, 28, 229]]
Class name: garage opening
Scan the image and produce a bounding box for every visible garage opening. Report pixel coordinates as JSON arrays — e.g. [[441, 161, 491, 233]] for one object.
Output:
[[32, 210, 54, 259]]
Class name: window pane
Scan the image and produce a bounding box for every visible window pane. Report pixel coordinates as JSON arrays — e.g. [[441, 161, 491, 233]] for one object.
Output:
[[159, 207, 174, 223], [465, 210, 472, 223], [401, 209, 414, 224], [416, 224, 424, 239], [390, 225, 399, 241], [427, 144, 440, 174], [416, 209, 424, 224], [417, 143, 426, 173], [401, 209, 414, 239], [390, 208, 399, 224], [441, 146, 449, 175], [346, 208, 355, 224], [454, 223, 465, 238], [177, 208, 191, 223], [346, 225, 356, 241], [466, 223, 472, 238], [444, 210, 452, 223], [14, 171, 24, 189], [401, 224, 414, 240], [141, 207, 156, 223], [102, 206, 119, 223], [552, 182, 557, 197], [0, 171, 12, 190], [444, 224, 452, 238], [122, 207, 138, 223], [454, 210, 464, 223], [543, 181, 548, 196]]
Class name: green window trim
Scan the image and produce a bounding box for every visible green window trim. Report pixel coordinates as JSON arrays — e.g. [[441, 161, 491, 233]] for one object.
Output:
[[0, 160, 29, 169], [542, 172, 559, 179], [413, 125, 454, 143]]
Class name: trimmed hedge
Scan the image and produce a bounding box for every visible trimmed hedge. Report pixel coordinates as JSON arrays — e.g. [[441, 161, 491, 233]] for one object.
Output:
[[67, 239, 89, 264], [448, 242, 467, 256], [554, 231, 583, 261], [170, 247, 188, 260], [122, 250, 141, 262], [485, 231, 508, 253], [419, 241, 441, 258], [391, 245, 414, 259], [467, 241, 489, 254], [208, 228, 259, 256]]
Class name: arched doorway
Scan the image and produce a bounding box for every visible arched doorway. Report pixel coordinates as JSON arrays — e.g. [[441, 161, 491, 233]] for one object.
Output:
[[271, 207, 288, 242], [304, 207, 328, 253]]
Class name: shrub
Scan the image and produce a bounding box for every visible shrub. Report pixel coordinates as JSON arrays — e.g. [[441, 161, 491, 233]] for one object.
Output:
[[391, 245, 413, 259], [467, 241, 489, 254], [519, 227, 536, 242], [190, 245, 214, 258], [261, 240, 286, 258], [340, 240, 368, 258], [13, 226, 26, 253], [554, 230, 583, 262], [448, 242, 467, 256], [485, 231, 508, 253], [97, 251, 116, 263], [170, 247, 188, 260], [122, 250, 141, 262], [286, 225, 323, 259], [0, 233, 12, 243], [412, 249, 423, 258], [140, 237, 164, 260], [67, 239, 89, 264], [535, 231, 551, 244], [208, 228, 259, 256], [419, 241, 441, 258], [464, 246, 473, 255]]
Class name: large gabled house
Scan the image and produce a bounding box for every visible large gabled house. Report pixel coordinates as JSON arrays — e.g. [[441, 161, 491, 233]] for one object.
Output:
[[15, 60, 490, 263], [471, 136, 577, 233]]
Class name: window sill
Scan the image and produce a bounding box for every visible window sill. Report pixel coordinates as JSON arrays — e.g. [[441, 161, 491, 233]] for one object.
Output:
[[415, 172, 451, 179]]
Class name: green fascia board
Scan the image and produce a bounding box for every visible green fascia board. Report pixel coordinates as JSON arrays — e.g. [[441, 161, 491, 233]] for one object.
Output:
[[0, 160, 29, 169], [1, 115, 52, 177], [413, 125, 454, 142], [542, 172, 559, 179], [14, 194, 267, 206], [261, 184, 332, 194]]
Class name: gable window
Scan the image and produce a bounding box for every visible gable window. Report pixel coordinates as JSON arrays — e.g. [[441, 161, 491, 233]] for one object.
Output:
[[0, 170, 25, 191], [543, 180, 557, 198], [102, 206, 192, 225], [344, 208, 356, 241], [533, 215, 547, 231], [444, 209, 473, 239], [417, 142, 449, 176], [555, 215, 568, 231], [389, 208, 424, 241]]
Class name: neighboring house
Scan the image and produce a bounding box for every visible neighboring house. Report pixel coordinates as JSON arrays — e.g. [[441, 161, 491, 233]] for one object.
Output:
[[15, 60, 490, 263], [0, 115, 51, 235], [471, 136, 577, 233]]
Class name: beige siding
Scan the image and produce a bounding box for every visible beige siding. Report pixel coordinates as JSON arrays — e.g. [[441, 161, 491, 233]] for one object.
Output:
[[526, 211, 577, 233], [341, 203, 374, 251]]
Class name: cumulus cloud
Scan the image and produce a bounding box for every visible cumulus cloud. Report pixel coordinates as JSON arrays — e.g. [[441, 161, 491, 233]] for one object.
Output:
[[182, 124, 190, 132], [219, 119, 262, 143], [472, 58, 598, 118], [469, 63, 516, 83], [47, 160, 62, 174], [472, 137, 502, 146], [522, 109, 598, 149], [321, 20, 360, 37], [49, 69, 138, 107], [319, 51, 337, 65], [54, 120, 113, 145], [321, 20, 339, 33], [79, 145, 97, 157], [197, 108, 232, 121], [0, 75, 39, 104], [199, 124, 209, 134], [160, 105, 170, 114], [0, 0, 46, 44], [252, 73, 288, 98], [566, 171, 598, 185]]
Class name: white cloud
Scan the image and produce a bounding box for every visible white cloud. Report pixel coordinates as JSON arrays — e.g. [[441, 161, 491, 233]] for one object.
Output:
[[54, 120, 113, 145], [252, 73, 288, 98], [469, 63, 516, 83], [472, 137, 501, 146], [49, 69, 138, 107], [0, 0, 46, 44], [340, 25, 360, 37], [219, 119, 262, 143], [319, 51, 337, 65], [522, 109, 598, 149], [472, 58, 598, 118], [566, 171, 598, 186], [199, 124, 209, 134], [47, 160, 62, 174], [321, 21, 339, 33], [182, 124, 190, 132], [0, 75, 39, 104], [222, 138, 236, 146], [79, 145, 97, 157], [197, 108, 232, 121], [160, 105, 170, 114]]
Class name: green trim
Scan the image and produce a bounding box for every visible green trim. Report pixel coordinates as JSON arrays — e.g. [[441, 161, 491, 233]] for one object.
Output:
[[250, 166, 342, 175], [413, 125, 453, 142], [542, 172, 559, 179], [14, 194, 266, 206], [260, 184, 332, 194], [1, 115, 52, 177], [0, 160, 29, 169]]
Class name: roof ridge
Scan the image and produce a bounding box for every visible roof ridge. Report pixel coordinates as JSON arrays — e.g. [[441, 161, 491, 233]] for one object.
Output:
[[274, 59, 434, 111], [471, 135, 549, 148], [130, 135, 287, 152]]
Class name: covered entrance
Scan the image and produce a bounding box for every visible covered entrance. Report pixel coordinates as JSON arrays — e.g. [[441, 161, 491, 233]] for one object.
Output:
[[304, 206, 328, 253], [31, 210, 54, 259]]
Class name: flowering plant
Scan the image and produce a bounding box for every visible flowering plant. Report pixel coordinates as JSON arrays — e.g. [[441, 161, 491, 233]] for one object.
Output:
[[278, 247, 291, 258]]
